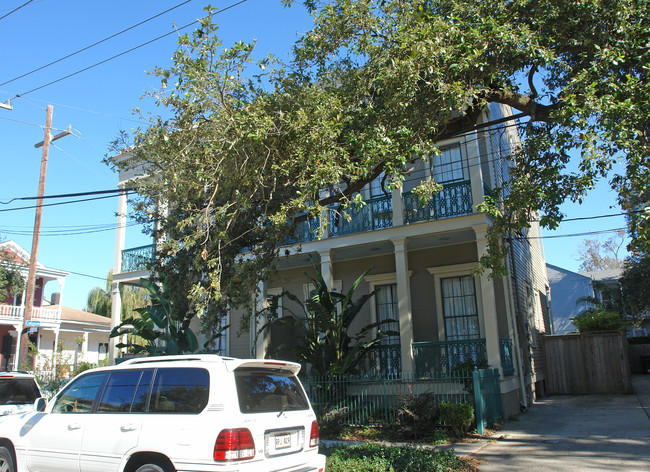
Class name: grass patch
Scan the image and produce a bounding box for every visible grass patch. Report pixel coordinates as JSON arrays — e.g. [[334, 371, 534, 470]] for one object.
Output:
[[321, 443, 474, 472]]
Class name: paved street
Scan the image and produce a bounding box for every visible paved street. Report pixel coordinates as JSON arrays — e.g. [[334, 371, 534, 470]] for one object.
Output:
[[473, 376, 650, 471]]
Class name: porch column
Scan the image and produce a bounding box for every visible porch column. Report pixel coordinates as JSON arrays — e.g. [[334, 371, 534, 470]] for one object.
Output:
[[391, 187, 404, 227], [109, 281, 122, 365], [254, 280, 269, 359], [392, 237, 415, 374], [467, 130, 485, 211], [114, 184, 128, 274], [318, 250, 334, 290], [473, 224, 502, 374]]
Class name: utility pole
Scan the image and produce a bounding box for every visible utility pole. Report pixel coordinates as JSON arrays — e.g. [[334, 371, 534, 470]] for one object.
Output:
[[17, 105, 71, 369]]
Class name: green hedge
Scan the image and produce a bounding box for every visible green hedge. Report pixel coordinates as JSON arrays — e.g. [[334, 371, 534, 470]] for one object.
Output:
[[322, 444, 469, 472]]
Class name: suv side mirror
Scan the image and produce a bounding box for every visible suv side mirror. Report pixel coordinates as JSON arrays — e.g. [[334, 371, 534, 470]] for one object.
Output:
[[34, 397, 47, 412]]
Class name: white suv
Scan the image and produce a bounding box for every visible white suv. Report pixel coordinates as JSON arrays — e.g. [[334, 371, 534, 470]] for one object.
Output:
[[0, 372, 43, 416], [0, 355, 326, 472]]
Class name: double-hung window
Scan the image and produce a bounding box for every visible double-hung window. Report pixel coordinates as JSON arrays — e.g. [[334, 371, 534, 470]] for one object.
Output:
[[441, 275, 479, 341], [431, 144, 466, 183]]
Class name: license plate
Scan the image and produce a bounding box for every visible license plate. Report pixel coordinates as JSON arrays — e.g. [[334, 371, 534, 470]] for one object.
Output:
[[274, 433, 291, 449]]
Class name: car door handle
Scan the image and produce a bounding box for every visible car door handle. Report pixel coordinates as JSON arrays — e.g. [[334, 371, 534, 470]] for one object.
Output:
[[68, 423, 82, 430], [120, 424, 137, 432]]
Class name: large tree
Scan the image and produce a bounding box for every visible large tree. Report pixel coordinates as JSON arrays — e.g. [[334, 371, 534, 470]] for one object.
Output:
[[110, 0, 650, 333]]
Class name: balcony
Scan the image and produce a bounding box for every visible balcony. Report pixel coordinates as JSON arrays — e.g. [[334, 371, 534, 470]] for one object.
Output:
[[0, 305, 61, 323], [356, 343, 402, 378], [412, 338, 488, 378], [330, 194, 393, 237], [403, 180, 473, 224], [121, 244, 155, 273]]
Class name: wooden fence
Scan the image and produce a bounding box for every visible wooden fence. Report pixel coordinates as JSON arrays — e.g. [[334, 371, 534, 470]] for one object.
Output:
[[543, 331, 633, 395]]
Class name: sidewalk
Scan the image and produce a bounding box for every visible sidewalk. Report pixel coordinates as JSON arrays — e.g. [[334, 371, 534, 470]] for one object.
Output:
[[470, 375, 650, 471]]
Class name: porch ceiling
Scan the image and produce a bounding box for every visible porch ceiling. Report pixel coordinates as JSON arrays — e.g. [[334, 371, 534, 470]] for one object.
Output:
[[270, 228, 476, 270]]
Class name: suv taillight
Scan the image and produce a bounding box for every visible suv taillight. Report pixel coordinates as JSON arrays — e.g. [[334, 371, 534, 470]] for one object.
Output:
[[214, 428, 256, 461], [309, 420, 320, 447]]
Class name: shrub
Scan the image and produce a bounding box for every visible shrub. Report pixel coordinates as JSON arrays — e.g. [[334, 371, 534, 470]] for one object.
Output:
[[322, 443, 467, 472], [318, 406, 350, 437], [394, 391, 441, 440], [439, 401, 474, 437], [572, 309, 626, 332]]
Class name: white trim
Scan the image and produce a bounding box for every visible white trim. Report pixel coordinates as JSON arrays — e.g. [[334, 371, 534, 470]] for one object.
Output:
[[426, 263, 484, 341]]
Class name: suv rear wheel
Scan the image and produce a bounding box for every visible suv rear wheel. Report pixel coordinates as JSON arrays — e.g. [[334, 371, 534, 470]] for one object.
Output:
[[0, 446, 15, 472], [135, 462, 173, 472]]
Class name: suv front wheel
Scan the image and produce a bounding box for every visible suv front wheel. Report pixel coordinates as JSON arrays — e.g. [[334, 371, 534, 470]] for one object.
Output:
[[0, 446, 15, 472]]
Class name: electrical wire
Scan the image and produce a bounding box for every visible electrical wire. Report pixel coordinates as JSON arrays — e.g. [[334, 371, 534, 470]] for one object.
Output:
[[9, 0, 249, 99], [0, 0, 33, 21], [0, 194, 119, 213], [0, 0, 194, 87]]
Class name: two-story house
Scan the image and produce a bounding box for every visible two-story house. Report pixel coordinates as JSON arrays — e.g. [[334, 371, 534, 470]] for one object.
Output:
[[0, 240, 111, 372], [110, 103, 550, 416]]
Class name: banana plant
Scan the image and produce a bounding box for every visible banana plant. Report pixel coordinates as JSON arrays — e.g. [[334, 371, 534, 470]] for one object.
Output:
[[258, 264, 398, 376], [110, 278, 199, 355]]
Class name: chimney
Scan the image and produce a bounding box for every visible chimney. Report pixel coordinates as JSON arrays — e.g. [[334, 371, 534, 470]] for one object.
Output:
[[51, 292, 61, 306]]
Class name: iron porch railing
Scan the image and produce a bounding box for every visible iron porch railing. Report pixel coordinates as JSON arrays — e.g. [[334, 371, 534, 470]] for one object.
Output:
[[403, 180, 473, 224], [412, 338, 488, 378], [121, 244, 155, 273]]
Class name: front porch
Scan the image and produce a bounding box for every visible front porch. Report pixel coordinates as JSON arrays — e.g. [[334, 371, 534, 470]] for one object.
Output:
[[357, 337, 515, 380]]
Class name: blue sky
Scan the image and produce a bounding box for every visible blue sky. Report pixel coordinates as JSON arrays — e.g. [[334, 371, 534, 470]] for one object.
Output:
[[0, 0, 629, 311]]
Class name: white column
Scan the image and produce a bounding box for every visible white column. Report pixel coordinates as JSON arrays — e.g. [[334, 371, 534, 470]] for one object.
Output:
[[391, 187, 404, 227], [82, 332, 89, 355], [466, 131, 485, 210], [392, 237, 415, 374], [109, 281, 122, 365], [318, 250, 334, 290], [254, 280, 269, 359], [473, 224, 502, 374], [114, 184, 128, 275]]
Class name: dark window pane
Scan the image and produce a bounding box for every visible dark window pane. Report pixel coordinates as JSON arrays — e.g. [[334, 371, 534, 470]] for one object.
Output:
[[235, 369, 308, 414], [52, 372, 106, 413], [131, 370, 153, 413], [149, 368, 209, 414], [0, 378, 41, 405], [97, 370, 143, 413]]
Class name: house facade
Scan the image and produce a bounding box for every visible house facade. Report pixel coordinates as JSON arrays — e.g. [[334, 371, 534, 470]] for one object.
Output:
[[110, 104, 550, 416], [0, 241, 111, 372]]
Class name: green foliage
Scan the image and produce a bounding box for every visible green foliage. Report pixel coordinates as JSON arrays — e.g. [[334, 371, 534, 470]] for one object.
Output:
[[259, 265, 395, 375], [110, 278, 200, 356], [571, 309, 626, 333], [322, 443, 468, 472], [110, 0, 650, 323], [620, 254, 650, 326], [318, 406, 351, 437], [439, 401, 475, 437], [393, 391, 442, 440], [0, 246, 25, 303], [86, 270, 149, 319]]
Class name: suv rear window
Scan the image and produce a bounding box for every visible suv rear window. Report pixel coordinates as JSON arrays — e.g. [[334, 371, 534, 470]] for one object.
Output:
[[0, 377, 41, 405], [235, 369, 309, 414]]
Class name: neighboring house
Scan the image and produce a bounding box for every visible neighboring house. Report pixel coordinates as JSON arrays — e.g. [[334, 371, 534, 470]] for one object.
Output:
[[110, 103, 550, 417], [547, 264, 627, 335], [0, 241, 111, 371]]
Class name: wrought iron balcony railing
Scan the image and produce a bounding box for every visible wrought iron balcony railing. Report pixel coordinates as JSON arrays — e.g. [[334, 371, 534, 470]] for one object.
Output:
[[412, 338, 487, 378], [356, 343, 402, 378], [121, 244, 155, 273], [403, 180, 473, 224], [499, 337, 515, 376], [330, 195, 393, 237]]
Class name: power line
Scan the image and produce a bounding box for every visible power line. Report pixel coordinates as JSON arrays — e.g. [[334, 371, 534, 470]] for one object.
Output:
[[10, 0, 250, 99], [0, 0, 33, 21], [0, 188, 127, 205], [0, 0, 194, 87], [0, 194, 119, 213]]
